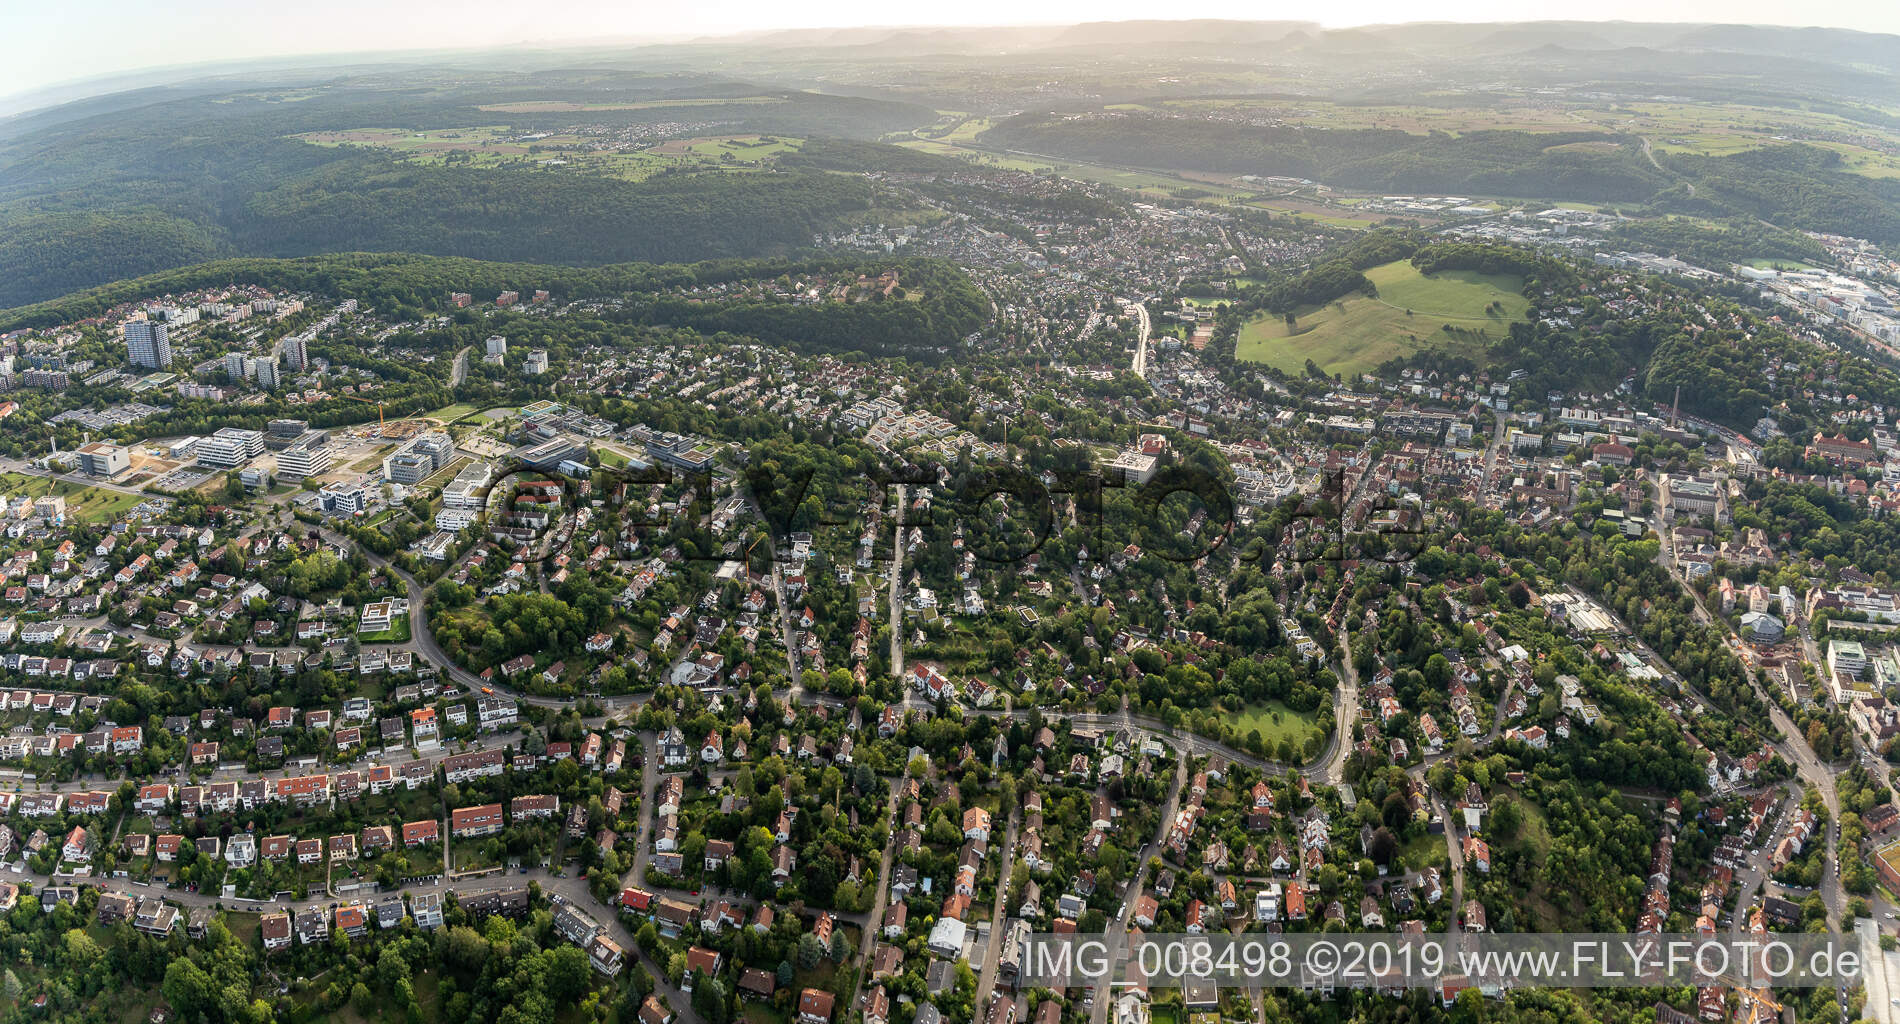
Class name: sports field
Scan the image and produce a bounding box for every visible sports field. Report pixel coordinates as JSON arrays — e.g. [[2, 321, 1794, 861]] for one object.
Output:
[[1236, 260, 1529, 378]]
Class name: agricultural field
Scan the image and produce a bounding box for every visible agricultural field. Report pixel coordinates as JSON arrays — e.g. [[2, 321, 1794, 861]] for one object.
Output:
[[896, 136, 1261, 201], [1113, 96, 1900, 181], [1245, 195, 1393, 228], [647, 134, 802, 162], [293, 127, 804, 181], [1236, 259, 1530, 377], [475, 96, 789, 113]]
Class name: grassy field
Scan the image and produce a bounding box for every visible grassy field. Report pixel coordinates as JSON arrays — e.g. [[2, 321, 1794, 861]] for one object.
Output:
[[1229, 700, 1325, 751], [0, 472, 148, 522], [1245, 196, 1389, 228], [425, 402, 479, 423], [1744, 257, 1823, 271], [1398, 831, 1451, 872], [358, 618, 413, 644], [420, 456, 471, 490], [650, 134, 802, 162], [350, 445, 395, 473], [1236, 259, 1529, 377], [895, 137, 1261, 202]]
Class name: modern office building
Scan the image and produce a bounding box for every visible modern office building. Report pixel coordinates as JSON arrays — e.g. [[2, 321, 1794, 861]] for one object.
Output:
[[320, 480, 370, 517], [441, 461, 495, 509], [275, 435, 333, 480], [76, 442, 130, 478], [383, 431, 455, 484], [197, 427, 266, 468], [265, 420, 310, 450]]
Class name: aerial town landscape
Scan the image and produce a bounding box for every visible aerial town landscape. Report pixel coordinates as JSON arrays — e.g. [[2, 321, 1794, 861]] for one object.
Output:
[[5, 8, 1900, 1024]]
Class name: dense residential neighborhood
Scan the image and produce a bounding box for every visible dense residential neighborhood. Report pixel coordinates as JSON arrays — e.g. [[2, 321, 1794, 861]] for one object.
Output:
[[7, 14, 1900, 1024]]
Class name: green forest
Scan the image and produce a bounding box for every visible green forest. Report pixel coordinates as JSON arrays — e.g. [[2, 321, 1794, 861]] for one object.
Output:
[[981, 112, 1900, 244], [0, 70, 934, 308]]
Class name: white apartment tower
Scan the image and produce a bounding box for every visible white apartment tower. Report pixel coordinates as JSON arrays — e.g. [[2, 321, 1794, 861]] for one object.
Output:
[[278, 334, 309, 371], [123, 320, 172, 370]]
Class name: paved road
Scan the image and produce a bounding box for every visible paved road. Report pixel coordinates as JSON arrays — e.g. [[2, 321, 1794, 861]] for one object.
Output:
[[851, 778, 904, 1011], [1641, 137, 1696, 198], [1429, 789, 1466, 939], [973, 809, 1021, 1003], [1088, 757, 1187, 1024], [629, 732, 661, 887], [1130, 302, 1151, 379], [888, 484, 907, 681], [1326, 622, 1360, 786]]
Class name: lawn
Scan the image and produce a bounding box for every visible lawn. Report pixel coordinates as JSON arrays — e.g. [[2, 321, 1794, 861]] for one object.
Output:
[[0, 472, 148, 523], [223, 909, 262, 945], [1235, 259, 1529, 377], [1227, 700, 1324, 751], [421, 456, 471, 489], [358, 618, 413, 644], [1398, 832, 1450, 873], [426, 402, 479, 424], [451, 839, 502, 873]]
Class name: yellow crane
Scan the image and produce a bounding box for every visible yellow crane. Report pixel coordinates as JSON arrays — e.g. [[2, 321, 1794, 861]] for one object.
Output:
[[344, 394, 386, 428]]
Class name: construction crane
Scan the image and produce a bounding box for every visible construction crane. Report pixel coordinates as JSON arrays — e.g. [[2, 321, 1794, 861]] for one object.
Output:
[[344, 394, 386, 428]]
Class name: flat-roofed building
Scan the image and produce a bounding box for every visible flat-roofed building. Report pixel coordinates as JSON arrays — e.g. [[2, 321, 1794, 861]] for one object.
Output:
[[275, 434, 333, 480], [77, 442, 130, 478], [383, 432, 455, 484], [197, 427, 266, 468], [1099, 449, 1157, 485]]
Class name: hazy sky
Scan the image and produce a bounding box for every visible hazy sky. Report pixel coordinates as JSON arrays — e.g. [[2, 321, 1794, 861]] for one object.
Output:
[[10, 0, 1900, 103]]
